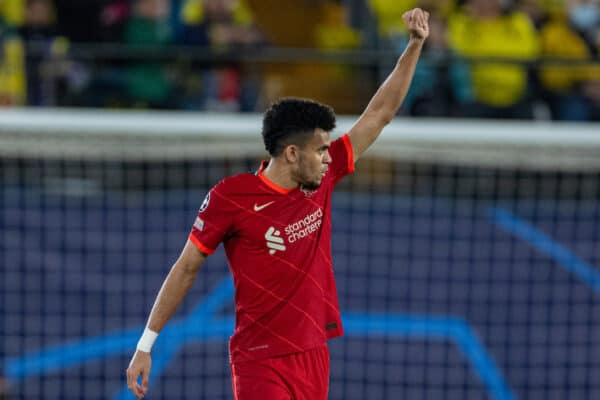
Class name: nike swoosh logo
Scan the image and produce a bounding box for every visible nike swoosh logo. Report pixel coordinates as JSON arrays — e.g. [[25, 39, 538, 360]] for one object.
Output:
[[254, 201, 275, 212]]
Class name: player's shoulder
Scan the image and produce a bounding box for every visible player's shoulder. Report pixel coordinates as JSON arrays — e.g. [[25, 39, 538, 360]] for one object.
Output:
[[212, 172, 258, 195]]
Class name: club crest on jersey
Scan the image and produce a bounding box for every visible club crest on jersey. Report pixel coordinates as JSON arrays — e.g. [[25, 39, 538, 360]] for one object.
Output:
[[199, 192, 210, 212], [300, 186, 316, 197], [265, 226, 286, 255]]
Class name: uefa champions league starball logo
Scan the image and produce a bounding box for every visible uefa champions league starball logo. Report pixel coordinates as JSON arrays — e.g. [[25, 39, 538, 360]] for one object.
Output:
[[199, 192, 210, 212]]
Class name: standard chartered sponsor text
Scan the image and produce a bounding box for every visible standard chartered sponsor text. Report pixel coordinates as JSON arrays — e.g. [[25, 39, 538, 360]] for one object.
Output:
[[285, 208, 323, 243]]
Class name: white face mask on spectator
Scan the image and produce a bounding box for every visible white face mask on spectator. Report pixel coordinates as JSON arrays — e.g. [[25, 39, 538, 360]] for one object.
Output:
[[569, 3, 600, 31]]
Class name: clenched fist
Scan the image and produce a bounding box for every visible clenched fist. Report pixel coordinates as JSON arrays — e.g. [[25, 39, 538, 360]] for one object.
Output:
[[403, 8, 430, 41]]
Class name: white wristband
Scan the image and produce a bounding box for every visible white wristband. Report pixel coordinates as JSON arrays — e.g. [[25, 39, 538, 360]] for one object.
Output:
[[136, 328, 159, 353]]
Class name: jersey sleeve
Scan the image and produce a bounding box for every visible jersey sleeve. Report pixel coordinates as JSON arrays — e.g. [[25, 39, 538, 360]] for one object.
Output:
[[328, 133, 355, 187], [188, 183, 236, 255]]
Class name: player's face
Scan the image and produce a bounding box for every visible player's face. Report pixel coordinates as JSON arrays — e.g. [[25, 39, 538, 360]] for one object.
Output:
[[295, 129, 332, 190]]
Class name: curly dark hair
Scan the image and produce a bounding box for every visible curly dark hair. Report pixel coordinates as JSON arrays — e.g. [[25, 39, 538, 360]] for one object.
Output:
[[262, 98, 337, 156]]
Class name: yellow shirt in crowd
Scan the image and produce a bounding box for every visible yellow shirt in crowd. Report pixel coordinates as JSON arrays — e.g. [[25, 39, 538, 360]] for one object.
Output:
[[0, 0, 25, 26], [369, 0, 416, 37], [540, 15, 600, 93], [369, 0, 455, 37], [0, 36, 26, 105], [448, 11, 539, 107]]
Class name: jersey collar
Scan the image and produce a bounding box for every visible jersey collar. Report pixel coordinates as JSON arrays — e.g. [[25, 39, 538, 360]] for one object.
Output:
[[257, 161, 295, 194]]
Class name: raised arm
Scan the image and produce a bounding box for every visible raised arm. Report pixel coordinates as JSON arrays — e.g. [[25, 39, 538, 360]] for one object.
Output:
[[348, 8, 429, 160], [126, 240, 207, 399]]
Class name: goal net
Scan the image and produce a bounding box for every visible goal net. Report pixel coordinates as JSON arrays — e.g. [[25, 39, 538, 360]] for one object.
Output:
[[2, 109, 600, 400]]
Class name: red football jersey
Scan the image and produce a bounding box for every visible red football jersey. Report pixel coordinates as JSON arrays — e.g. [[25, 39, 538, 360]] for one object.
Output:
[[189, 134, 354, 363]]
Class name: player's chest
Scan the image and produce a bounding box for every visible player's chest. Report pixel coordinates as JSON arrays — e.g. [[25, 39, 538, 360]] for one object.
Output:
[[232, 191, 328, 253]]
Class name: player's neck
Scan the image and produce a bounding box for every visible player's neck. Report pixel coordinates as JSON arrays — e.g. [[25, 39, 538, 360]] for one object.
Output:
[[262, 159, 299, 190]]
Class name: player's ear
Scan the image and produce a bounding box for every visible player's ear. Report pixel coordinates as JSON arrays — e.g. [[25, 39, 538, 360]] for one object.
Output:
[[283, 145, 299, 164]]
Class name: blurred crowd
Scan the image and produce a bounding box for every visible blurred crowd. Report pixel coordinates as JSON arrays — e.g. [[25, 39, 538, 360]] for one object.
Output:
[[0, 0, 265, 110], [0, 0, 599, 120], [374, 0, 600, 120]]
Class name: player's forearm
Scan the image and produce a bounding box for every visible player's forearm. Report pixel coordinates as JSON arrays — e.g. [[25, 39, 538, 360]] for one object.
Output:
[[363, 37, 424, 125], [145, 261, 199, 333]]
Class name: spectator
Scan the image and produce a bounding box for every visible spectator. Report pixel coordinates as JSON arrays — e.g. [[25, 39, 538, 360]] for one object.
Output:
[[314, 0, 361, 49], [20, 0, 56, 41], [19, 0, 62, 105], [123, 0, 174, 108], [245, 0, 367, 113], [0, 11, 26, 106], [0, 0, 25, 27], [448, 0, 540, 119], [568, 0, 600, 45], [178, 0, 263, 111], [179, 0, 261, 46], [539, 0, 600, 120]]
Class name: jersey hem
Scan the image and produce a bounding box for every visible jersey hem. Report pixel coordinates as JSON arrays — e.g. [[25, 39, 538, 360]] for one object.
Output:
[[229, 339, 333, 365]]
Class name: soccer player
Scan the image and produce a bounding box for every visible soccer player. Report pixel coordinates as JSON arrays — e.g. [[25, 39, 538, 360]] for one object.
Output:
[[127, 8, 429, 400]]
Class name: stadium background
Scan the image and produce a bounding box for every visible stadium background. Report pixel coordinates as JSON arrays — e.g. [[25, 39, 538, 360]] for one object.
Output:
[[2, 0, 600, 399]]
